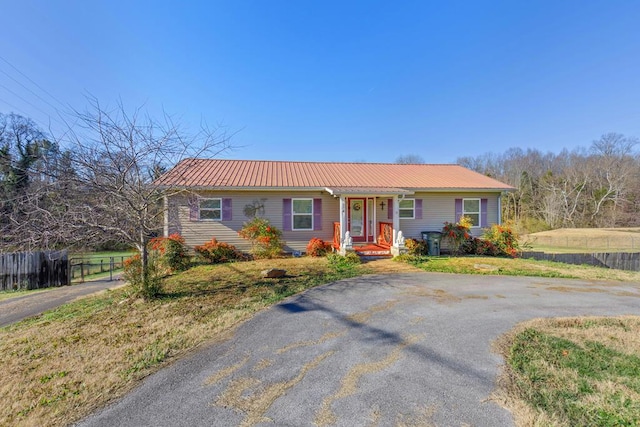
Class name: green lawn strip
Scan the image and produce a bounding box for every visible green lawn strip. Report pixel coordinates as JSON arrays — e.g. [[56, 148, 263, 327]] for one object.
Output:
[[0, 288, 51, 301], [505, 323, 640, 426], [397, 255, 577, 279]]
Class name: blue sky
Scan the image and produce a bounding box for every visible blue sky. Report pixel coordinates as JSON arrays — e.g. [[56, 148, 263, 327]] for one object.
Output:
[[1, 1, 639, 163]]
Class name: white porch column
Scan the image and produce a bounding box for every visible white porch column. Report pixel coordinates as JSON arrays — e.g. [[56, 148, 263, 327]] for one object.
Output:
[[163, 195, 169, 237], [339, 196, 347, 247], [392, 195, 400, 247]]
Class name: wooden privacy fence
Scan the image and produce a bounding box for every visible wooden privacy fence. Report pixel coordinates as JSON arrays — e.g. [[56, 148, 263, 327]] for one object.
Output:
[[522, 251, 640, 271], [0, 250, 69, 291]]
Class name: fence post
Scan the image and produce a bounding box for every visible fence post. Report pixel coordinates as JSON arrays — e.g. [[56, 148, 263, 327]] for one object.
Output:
[[80, 262, 84, 282], [110, 257, 114, 281], [100, 259, 104, 273]]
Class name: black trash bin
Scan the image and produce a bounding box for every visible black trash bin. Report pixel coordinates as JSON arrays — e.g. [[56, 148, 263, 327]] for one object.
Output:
[[421, 231, 442, 256]]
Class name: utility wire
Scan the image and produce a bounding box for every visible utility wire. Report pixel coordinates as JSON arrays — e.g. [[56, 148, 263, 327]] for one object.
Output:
[[0, 54, 71, 112], [0, 66, 69, 115], [0, 82, 67, 129]]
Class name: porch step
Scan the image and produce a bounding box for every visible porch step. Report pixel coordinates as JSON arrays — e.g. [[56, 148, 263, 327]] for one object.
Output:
[[353, 244, 391, 257]]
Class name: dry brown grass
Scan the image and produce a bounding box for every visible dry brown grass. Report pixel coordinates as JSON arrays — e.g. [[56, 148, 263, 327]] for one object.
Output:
[[0, 257, 368, 427], [523, 227, 640, 253], [1, 255, 637, 426]]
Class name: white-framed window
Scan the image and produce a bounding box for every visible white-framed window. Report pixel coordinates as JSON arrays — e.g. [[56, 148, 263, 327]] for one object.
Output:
[[199, 198, 222, 220], [292, 198, 313, 230], [399, 198, 415, 219], [463, 198, 480, 227]]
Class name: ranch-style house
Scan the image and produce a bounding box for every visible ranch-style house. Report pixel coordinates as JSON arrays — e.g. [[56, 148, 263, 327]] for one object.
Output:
[[156, 159, 514, 256]]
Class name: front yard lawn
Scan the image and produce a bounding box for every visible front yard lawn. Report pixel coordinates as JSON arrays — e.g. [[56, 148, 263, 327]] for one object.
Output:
[[0, 255, 638, 426]]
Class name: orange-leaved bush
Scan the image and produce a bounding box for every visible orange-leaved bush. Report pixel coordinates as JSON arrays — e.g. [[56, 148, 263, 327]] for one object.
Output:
[[238, 217, 283, 258], [306, 238, 332, 257], [482, 223, 520, 257], [194, 238, 246, 263], [148, 233, 189, 272]]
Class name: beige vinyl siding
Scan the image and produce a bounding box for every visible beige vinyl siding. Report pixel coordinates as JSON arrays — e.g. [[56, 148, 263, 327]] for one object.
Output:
[[167, 191, 339, 252], [396, 192, 500, 241], [166, 190, 502, 253]]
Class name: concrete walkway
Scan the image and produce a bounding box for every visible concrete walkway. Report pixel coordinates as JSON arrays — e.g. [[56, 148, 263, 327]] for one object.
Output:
[[0, 277, 125, 328], [78, 273, 640, 427]]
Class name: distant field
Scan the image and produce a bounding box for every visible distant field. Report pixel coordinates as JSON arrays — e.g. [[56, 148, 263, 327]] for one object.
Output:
[[522, 228, 640, 253]]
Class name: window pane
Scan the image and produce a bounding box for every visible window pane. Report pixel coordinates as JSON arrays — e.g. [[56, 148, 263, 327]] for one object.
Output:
[[200, 199, 221, 209], [399, 199, 414, 209], [293, 199, 312, 214], [200, 209, 221, 220], [464, 199, 479, 212], [467, 214, 480, 226], [399, 209, 413, 218], [293, 215, 312, 229]]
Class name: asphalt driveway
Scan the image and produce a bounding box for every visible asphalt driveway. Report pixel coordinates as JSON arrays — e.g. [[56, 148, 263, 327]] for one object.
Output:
[[0, 277, 124, 328], [78, 273, 640, 427]]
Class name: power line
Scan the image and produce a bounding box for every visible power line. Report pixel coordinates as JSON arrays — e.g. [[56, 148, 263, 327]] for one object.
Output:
[[0, 82, 67, 129], [0, 54, 71, 112], [0, 66, 69, 116]]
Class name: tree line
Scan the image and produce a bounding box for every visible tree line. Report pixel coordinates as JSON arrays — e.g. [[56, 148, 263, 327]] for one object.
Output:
[[1, 100, 230, 255], [457, 133, 640, 232]]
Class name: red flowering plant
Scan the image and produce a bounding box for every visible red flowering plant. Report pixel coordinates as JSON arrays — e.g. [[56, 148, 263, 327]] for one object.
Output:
[[147, 233, 190, 272], [194, 238, 246, 263], [238, 217, 283, 258], [442, 215, 472, 255], [306, 238, 332, 257]]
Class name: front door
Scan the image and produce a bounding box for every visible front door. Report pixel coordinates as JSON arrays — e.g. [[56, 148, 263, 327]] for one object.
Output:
[[348, 198, 367, 242]]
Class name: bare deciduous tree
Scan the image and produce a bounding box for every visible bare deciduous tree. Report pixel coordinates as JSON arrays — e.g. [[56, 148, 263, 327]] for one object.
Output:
[[395, 154, 425, 164], [58, 97, 231, 291]]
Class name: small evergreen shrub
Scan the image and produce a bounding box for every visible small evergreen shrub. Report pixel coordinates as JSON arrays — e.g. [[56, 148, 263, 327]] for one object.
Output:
[[194, 238, 246, 263], [327, 252, 361, 272], [405, 238, 429, 256], [306, 238, 332, 257], [123, 254, 142, 288], [123, 253, 163, 300]]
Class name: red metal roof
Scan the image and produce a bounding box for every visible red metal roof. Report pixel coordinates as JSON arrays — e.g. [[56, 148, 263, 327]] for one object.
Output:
[[155, 159, 514, 191]]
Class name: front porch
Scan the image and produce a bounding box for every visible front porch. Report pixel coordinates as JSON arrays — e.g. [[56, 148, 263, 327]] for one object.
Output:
[[333, 220, 404, 257], [323, 188, 415, 257]]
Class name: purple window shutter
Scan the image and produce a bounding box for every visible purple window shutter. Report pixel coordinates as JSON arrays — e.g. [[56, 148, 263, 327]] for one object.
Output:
[[455, 199, 462, 222], [189, 196, 199, 221], [313, 198, 322, 231], [481, 198, 488, 227], [283, 199, 292, 231], [387, 199, 393, 220], [222, 198, 232, 221], [415, 199, 423, 220]]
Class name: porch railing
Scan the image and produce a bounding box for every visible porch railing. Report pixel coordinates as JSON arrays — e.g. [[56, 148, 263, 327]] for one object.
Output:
[[333, 222, 341, 249], [378, 222, 393, 248]]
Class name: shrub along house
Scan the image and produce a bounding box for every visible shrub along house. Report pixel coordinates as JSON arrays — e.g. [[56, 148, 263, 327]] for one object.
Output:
[[155, 159, 514, 256]]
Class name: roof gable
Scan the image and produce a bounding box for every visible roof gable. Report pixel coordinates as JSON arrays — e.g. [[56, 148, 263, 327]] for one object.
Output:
[[155, 159, 514, 191]]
